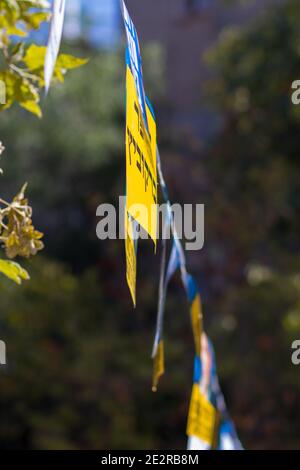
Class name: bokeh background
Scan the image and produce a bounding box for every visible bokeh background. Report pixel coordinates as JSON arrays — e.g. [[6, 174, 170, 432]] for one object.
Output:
[[0, 0, 300, 449]]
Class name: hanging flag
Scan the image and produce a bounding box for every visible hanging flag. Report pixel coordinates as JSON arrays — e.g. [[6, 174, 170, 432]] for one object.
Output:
[[44, 0, 66, 94], [121, 0, 148, 128], [219, 420, 243, 450], [119, 3, 242, 451], [187, 382, 220, 448], [151, 237, 203, 391], [188, 335, 243, 450], [187, 334, 219, 450], [125, 211, 137, 307], [126, 66, 157, 243], [121, 1, 158, 301], [211, 357, 243, 450], [152, 340, 165, 392], [190, 294, 203, 357], [151, 218, 171, 391]]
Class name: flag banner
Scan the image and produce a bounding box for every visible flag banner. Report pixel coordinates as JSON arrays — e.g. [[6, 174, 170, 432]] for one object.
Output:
[[219, 420, 243, 450], [151, 218, 171, 390], [210, 359, 244, 450], [125, 211, 137, 307], [121, 1, 157, 303], [152, 340, 165, 392], [165, 241, 180, 282], [190, 294, 203, 357], [126, 66, 157, 244], [44, 0, 66, 94], [188, 336, 243, 450], [121, 0, 148, 128], [119, 2, 242, 451], [187, 383, 219, 447], [151, 237, 203, 390], [152, 230, 168, 358]]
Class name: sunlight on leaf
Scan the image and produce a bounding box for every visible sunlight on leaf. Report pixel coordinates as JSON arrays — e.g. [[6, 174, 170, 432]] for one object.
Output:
[[0, 259, 30, 284]]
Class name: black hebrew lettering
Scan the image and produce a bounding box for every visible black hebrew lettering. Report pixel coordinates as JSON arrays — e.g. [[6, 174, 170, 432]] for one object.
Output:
[[127, 127, 136, 165], [134, 101, 144, 140]]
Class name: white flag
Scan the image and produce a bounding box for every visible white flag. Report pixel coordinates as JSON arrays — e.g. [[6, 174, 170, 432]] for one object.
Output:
[[44, 0, 66, 94]]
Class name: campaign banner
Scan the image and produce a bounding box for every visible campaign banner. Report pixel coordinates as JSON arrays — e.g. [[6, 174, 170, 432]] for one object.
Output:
[[121, 0, 148, 128], [125, 211, 137, 307], [187, 383, 220, 448], [126, 66, 157, 244]]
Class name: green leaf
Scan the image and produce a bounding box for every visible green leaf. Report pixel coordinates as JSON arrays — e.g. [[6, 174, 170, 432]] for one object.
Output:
[[0, 70, 41, 116], [0, 70, 17, 111], [19, 100, 42, 118], [6, 25, 27, 37], [56, 54, 89, 70], [0, 259, 30, 284], [23, 45, 88, 87], [23, 12, 50, 30], [22, 44, 46, 72]]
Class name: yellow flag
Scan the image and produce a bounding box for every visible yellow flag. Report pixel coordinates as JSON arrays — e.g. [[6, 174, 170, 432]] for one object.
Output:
[[125, 211, 136, 307], [190, 294, 203, 357], [186, 384, 219, 446], [126, 66, 157, 244], [152, 340, 165, 392]]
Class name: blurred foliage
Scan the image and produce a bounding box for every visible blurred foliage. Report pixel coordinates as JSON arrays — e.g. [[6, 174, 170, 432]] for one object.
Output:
[[0, 0, 86, 117], [0, 0, 299, 451], [0, 183, 43, 259], [0, 0, 86, 283], [202, 0, 300, 449], [0, 256, 194, 450]]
